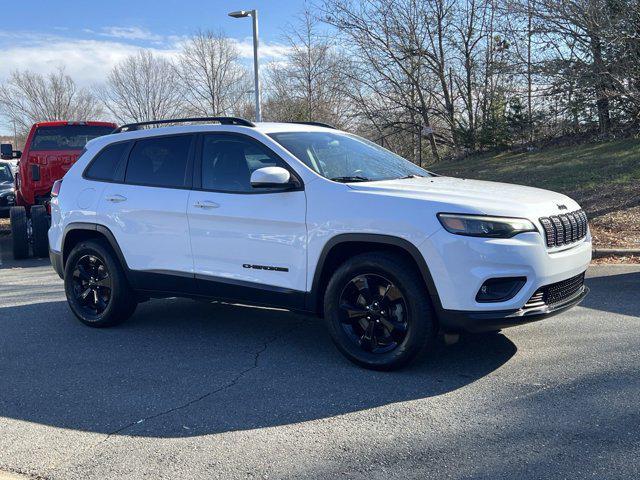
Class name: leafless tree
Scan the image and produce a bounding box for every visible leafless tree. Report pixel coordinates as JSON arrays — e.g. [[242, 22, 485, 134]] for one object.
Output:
[[177, 30, 251, 117], [0, 68, 103, 136], [323, 0, 481, 162], [97, 50, 184, 123], [265, 7, 353, 127]]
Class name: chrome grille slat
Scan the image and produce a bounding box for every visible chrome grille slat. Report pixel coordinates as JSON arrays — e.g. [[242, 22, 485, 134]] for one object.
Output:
[[539, 209, 588, 248]]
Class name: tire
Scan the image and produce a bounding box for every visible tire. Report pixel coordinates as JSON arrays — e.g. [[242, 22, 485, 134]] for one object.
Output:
[[324, 251, 437, 371], [64, 239, 137, 328], [31, 205, 50, 258], [9, 206, 29, 260]]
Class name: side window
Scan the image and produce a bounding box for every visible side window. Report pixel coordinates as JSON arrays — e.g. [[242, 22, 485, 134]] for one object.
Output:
[[125, 135, 192, 188], [201, 134, 289, 192], [84, 142, 129, 181]]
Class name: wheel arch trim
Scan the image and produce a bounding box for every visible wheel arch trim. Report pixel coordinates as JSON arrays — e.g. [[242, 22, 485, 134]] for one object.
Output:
[[61, 222, 131, 277], [307, 233, 443, 314]]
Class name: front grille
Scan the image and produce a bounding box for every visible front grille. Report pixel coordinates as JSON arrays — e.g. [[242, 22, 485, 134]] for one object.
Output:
[[539, 210, 588, 248], [524, 272, 585, 309]]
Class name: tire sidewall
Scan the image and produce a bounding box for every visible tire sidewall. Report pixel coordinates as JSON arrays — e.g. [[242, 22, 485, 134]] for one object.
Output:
[[324, 253, 435, 370], [64, 240, 130, 327]]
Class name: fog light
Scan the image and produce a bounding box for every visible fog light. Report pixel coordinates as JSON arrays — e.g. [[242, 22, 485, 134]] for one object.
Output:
[[476, 277, 527, 302]]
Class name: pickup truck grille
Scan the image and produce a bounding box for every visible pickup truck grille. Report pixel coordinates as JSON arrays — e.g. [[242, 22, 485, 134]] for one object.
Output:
[[539, 210, 588, 248], [524, 272, 585, 309]]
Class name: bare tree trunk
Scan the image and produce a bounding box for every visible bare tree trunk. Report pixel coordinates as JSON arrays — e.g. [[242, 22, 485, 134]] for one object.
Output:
[[590, 33, 611, 133]]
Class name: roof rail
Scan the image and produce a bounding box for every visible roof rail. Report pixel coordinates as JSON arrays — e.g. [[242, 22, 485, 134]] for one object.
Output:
[[112, 116, 256, 133], [284, 121, 336, 129]]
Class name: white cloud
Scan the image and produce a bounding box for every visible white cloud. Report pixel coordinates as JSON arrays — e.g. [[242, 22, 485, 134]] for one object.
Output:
[[99, 26, 164, 42], [232, 37, 291, 60], [0, 34, 179, 87], [0, 31, 291, 89]]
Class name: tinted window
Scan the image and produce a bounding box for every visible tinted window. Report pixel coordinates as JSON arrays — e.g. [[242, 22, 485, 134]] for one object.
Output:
[[31, 125, 115, 151], [85, 142, 129, 181], [201, 134, 287, 192], [125, 135, 192, 188], [0, 163, 13, 183]]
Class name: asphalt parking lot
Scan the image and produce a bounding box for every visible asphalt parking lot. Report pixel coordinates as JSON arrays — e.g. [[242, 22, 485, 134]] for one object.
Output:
[[1, 239, 639, 479]]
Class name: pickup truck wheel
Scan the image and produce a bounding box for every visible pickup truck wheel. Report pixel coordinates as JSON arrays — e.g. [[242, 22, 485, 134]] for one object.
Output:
[[324, 251, 437, 371], [9, 206, 29, 259], [31, 205, 50, 258], [64, 239, 137, 328]]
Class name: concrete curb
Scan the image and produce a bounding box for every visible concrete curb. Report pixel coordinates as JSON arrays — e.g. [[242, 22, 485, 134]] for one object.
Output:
[[593, 248, 640, 258]]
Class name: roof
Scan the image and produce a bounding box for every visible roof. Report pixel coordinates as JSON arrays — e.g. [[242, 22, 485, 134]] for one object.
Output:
[[84, 121, 340, 151]]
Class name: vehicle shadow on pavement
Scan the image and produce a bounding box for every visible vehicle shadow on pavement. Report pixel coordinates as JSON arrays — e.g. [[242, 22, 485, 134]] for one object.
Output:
[[583, 271, 640, 318], [0, 298, 516, 438]]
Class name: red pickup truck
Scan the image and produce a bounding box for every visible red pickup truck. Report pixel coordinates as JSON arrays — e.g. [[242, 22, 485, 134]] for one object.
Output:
[[3, 121, 116, 259]]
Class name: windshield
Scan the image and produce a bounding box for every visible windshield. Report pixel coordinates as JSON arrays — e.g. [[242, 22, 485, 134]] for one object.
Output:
[[268, 131, 430, 182], [30, 125, 115, 152], [0, 163, 13, 183]]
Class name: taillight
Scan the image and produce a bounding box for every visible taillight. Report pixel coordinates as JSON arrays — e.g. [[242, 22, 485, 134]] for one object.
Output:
[[51, 179, 62, 197]]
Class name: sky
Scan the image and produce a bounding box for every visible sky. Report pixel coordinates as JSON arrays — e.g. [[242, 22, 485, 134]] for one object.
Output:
[[0, 0, 310, 87]]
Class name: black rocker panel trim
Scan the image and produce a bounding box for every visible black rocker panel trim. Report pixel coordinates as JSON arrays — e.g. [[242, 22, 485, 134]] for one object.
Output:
[[61, 223, 305, 310]]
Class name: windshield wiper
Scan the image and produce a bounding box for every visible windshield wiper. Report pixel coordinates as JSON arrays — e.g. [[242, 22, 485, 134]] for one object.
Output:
[[398, 174, 424, 179], [330, 175, 371, 183]]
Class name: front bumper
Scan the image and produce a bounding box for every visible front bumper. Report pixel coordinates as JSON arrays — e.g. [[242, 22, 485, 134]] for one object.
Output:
[[419, 228, 592, 312], [439, 284, 589, 333]]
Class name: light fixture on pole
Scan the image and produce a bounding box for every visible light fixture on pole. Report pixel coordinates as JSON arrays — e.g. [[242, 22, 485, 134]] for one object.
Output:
[[228, 9, 262, 122]]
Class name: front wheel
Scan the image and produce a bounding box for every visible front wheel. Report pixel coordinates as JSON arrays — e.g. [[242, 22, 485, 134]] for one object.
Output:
[[64, 239, 137, 327], [324, 252, 437, 370]]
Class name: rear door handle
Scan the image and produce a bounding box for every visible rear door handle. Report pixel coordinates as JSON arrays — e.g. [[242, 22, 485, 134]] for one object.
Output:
[[194, 200, 220, 209], [105, 194, 127, 203]]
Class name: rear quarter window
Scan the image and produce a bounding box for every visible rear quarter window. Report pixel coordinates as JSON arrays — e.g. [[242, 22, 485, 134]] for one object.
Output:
[[84, 142, 130, 182], [124, 135, 192, 188]]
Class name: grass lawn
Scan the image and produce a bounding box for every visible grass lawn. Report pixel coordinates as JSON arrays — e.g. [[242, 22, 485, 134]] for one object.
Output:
[[432, 138, 640, 250]]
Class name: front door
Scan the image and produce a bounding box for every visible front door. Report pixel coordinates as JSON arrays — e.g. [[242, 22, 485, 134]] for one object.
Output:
[[187, 133, 307, 307]]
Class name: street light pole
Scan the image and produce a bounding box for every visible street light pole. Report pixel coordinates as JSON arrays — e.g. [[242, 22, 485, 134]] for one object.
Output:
[[229, 9, 262, 122]]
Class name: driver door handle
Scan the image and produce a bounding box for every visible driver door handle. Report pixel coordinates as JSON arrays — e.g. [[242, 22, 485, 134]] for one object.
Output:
[[105, 194, 127, 203], [194, 200, 220, 209]]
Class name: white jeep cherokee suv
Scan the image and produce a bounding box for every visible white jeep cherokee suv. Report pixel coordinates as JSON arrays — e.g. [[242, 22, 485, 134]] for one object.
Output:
[[49, 117, 591, 370]]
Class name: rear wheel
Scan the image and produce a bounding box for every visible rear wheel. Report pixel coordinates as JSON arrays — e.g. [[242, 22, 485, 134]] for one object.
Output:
[[31, 205, 50, 258], [64, 239, 137, 327], [9, 206, 29, 259], [324, 251, 437, 370]]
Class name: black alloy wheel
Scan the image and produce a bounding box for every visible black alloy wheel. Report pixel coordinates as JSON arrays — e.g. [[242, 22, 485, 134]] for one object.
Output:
[[71, 254, 112, 317], [324, 251, 437, 370], [338, 273, 409, 354]]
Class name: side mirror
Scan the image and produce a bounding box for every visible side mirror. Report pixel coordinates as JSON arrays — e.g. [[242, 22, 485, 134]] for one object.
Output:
[[0, 144, 21, 160], [250, 166, 297, 189]]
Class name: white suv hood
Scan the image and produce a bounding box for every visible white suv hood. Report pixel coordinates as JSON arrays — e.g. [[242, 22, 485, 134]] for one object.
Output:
[[347, 176, 581, 218]]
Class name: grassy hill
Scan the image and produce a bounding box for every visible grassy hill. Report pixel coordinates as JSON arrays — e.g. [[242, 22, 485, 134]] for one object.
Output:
[[431, 138, 640, 250]]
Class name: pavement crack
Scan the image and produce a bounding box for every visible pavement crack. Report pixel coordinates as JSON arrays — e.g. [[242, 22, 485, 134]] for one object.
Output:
[[95, 328, 291, 444], [43, 320, 303, 476]]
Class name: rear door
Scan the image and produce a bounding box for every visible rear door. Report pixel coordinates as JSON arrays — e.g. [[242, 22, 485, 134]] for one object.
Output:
[[97, 134, 196, 285], [187, 133, 307, 306]]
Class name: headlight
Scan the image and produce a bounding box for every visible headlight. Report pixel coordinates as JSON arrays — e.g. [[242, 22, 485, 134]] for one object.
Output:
[[437, 213, 537, 238]]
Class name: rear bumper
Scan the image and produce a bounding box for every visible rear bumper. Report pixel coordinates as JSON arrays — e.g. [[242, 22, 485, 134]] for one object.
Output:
[[439, 285, 589, 333], [50, 249, 64, 279]]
